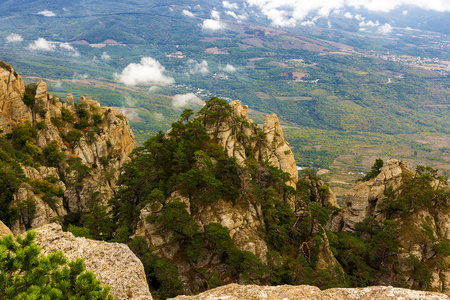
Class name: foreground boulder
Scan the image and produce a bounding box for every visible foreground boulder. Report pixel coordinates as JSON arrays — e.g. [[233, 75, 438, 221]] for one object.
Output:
[[32, 223, 153, 300], [168, 283, 449, 300]]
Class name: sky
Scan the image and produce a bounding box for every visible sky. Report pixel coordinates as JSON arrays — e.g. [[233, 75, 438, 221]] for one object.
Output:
[[240, 0, 450, 26]]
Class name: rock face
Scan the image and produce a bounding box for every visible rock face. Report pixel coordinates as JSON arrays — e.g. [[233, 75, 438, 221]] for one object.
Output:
[[135, 191, 268, 293], [0, 220, 13, 238], [33, 223, 153, 300], [0, 62, 30, 133], [327, 159, 411, 232], [0, 62, 136, 233], [134, 100, 342, 294], [11, 166, 67, 234], [327, 159, 450, 294], [168, 283, 449, 300], [206, 100, 298, 188]]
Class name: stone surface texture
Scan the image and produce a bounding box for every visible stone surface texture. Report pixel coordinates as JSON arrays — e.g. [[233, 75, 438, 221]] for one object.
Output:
[[32, 223, 153, 300], [0, 220, 13, 238], [0, 63, 30, 133], [327, 159, 450, 293], [168, 283, 450, 300]]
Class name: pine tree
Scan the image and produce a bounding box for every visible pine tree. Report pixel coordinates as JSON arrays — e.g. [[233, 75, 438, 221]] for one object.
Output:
[[0, 230, 114, 299]]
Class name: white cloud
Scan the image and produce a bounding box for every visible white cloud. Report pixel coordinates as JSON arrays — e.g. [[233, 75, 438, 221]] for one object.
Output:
[[402, 10, 408, 15], [187, 59, 209, 75], [203, 9, 227, 30], [226, 11, 239, 18], [220, 64, 237, 72], [59, 43, 80, 57], [223, 1, 239, 9], [28, 38, 56, 51], [182, 9, 195, 17], [359, 20, 380, 27], [101, 52, 111, 60], [37, 10, 56, 17], [6, 33, 23, 43], [54, 81, 62, 88], [244, 0, 450, 27], [226, 11, 248, 20], [378, 23, 393, 34], [202, 19, 226, 30], [344, 12, 353, 18], [354, 14, 364, 21], [172, 93, 205, 108], [301, 20, 316, 26], [114, 57, 174, 86], [211, 10, 221, 20]]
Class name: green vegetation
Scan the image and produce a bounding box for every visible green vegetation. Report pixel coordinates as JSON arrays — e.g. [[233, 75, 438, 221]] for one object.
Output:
[[378, 165, 450, 217], [358, 158, 384, 182], [328, 219, 400, 287], [0, 230, 113, 299]]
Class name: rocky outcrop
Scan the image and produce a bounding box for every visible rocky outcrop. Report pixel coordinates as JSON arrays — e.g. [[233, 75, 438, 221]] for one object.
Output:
[[33, 223, 153, 300], [10, 166, 67, 234], [327, 159, 450, 293], [261, 113, 298, 186], [0, 220, 13, 238], [327, 159, 411, 232], [205, 100, 298, 188], [168, 283, 449, 300], [0, 62, 136, 232], [135, 190, 268, 292], [0, 62, 30, 133]]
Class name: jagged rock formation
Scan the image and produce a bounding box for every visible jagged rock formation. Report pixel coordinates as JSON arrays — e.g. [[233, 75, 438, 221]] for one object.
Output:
[[133, 99, 343, 295], [32, 223, 152, 300], [327, 159, 411, 232], [168, 283, 450, 300], [0, 62, 31, 133], [328, 159, 450, 294], [206, 100, 298, 188], [0, 62, 136, 233]]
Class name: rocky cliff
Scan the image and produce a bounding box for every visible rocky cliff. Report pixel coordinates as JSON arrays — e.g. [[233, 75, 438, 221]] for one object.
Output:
[[327, 159, 411, 232], [168, 283, 449, 300], [206, 100, 298, 190], [328, 159, 450, 293], [129, 98, 342, 296], [0, 62, 136, 233], [0, 62, 30, 133]]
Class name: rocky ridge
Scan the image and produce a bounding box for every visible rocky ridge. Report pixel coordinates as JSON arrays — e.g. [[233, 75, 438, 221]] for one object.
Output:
[[0, 62, 136, 233]]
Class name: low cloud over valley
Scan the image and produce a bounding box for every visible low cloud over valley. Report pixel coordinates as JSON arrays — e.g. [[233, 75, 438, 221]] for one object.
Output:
[[114, 57, 175, 86]]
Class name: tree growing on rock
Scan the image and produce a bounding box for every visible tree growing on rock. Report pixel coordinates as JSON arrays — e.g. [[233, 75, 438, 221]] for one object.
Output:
[[0, 230, 114, 299]]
